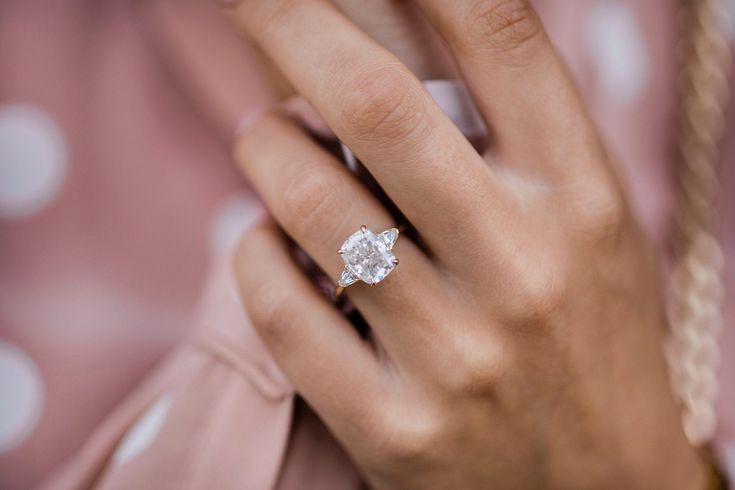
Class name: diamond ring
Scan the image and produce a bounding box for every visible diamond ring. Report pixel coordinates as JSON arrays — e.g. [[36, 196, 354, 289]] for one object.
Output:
[[336, 225, 400, 296]]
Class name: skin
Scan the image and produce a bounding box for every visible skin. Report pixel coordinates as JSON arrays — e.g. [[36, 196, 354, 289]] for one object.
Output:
[[217, 1, 707, 488]]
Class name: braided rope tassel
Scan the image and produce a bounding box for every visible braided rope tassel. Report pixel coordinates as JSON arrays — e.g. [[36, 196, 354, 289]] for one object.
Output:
[[667, 0, 732, 446]]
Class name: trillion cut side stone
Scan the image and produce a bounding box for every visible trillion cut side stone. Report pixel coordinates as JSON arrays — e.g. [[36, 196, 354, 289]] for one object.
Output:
[[340, 228, 397, 285], [379, 228, 399, 249], [338, 267, 358, 287]]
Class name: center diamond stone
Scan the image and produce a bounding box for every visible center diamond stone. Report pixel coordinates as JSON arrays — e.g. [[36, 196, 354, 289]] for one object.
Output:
[[340, 228, 397, 285]]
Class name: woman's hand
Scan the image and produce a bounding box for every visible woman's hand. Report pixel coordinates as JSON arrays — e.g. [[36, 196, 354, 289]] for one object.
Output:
[[225, 1, 705, 488]]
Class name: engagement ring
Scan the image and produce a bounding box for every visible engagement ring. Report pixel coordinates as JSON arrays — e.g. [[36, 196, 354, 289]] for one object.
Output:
[[335, 225, 400, 296]]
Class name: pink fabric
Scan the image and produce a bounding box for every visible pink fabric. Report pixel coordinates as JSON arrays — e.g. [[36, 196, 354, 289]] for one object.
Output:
[[0, 0, 733, 488], [39, 253, 358, 489], [0, 2, 249, 487]]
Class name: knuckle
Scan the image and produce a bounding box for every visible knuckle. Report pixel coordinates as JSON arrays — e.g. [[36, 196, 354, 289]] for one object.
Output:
[[369, 404, 444, 464], [463, 0, 543, 56], [571, 186, 627, 242], [506, 253, 567, 320], [521, 270, 565, 319], [281, 168, 347, 238], [337, 65, 427, 145], [439, 333, 501, 395]]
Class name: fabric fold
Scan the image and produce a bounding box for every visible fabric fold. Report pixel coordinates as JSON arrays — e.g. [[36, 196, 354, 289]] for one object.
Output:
[[39, 251, 359, 489]]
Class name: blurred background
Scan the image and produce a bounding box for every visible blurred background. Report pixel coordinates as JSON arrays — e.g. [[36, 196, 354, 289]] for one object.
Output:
[[0, 0, 734, 488]]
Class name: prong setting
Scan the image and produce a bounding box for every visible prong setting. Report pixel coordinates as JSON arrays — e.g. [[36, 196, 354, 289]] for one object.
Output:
[[337, 226, 400, 289]]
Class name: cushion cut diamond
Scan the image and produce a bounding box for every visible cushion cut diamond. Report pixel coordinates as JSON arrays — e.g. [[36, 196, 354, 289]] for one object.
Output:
[[340, 228, 397, 285]]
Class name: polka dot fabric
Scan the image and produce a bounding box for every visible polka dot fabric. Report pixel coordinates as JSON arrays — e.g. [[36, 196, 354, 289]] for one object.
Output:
[[0, 105, 66, 220], [0, 341, 44, 455], [0, 0, 733, 488]]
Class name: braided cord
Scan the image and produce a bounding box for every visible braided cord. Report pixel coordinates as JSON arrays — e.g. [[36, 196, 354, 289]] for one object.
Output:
[[667, 0, 732, 446]]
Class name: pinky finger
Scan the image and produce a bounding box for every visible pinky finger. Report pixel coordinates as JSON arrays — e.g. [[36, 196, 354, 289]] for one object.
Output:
[[234, 220, 385, 438]]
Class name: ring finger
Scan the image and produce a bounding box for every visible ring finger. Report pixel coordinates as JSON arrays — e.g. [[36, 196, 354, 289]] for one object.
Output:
[[235, 112, 446, 362]]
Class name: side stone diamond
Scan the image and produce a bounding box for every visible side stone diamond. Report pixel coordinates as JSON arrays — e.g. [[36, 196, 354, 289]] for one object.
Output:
[[379, 228, 399, 249], [338, 267, 358, 287]]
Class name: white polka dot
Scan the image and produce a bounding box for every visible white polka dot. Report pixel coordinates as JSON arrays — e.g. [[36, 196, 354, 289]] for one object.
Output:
[[209, 193, 265, 255], [0, 341, 44, 454], [113, 394, 172, 466], [585, 2, 650, 104], [0, 104, 67, 220]]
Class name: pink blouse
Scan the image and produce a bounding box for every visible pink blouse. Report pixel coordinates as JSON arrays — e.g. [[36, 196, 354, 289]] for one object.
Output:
[[0, 0, 733, 488]]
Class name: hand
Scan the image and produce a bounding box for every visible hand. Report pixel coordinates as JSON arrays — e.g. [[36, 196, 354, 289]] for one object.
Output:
[[225, 1, 705, 488]]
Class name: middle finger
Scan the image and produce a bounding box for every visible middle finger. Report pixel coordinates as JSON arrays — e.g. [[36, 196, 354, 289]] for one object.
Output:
[[228, 0, 515, 260]]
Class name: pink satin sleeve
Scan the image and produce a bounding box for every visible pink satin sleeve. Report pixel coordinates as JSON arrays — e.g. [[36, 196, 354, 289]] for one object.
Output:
[[39, 250, 359, 490]]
